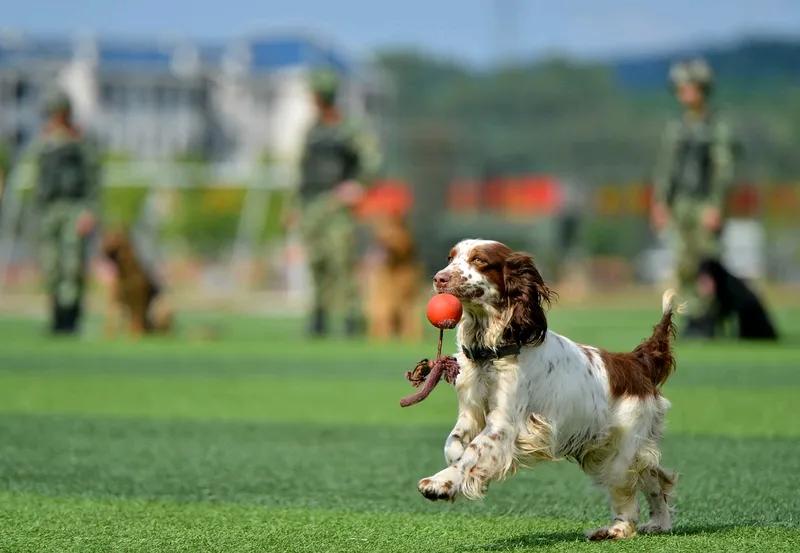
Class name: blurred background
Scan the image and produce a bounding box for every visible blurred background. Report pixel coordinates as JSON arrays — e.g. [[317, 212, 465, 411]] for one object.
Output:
[[1, 3, 799, 550], [0, 0, 798, 329]]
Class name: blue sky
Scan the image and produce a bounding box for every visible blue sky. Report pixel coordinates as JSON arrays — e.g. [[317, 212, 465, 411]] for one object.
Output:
[[3, 0, 799, 63]]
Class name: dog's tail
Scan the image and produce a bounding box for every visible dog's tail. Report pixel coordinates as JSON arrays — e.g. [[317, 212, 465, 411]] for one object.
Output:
[[636, 289, 684, 388]]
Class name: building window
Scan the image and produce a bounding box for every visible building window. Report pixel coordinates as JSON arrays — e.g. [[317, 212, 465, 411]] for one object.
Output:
[[15, 80, 29, 102], [192, 87, 207, 109], [119, 87, 131, 110], [101, 83, 114, 105], [154, 85, 166, 110]]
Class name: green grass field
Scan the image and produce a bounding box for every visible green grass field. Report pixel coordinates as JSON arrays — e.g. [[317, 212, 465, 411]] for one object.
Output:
[[1, 302, 799, 552]]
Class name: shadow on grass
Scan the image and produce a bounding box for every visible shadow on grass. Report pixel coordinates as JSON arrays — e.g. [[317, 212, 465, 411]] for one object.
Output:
[[467, 530, 585, 551], [468, 523, 746, 550], [669, 522, 754, 536]]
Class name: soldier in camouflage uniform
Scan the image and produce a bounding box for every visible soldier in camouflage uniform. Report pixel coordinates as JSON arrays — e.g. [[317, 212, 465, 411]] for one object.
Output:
[[0, 138, 10, 211], [28, 92, 101, 334], [297, 70, 380, 337], [652, 59, 735, 336]]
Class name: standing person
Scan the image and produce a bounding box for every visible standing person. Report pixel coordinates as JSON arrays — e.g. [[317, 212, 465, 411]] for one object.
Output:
[[296, 70, 380, 337], [0, 137, 10, 212], [30, 91, 101, 334], [651, 59, 735, 337]]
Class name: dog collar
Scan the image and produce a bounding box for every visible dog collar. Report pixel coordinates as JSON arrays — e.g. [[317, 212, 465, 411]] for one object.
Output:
[[462, 343, 521, 362]]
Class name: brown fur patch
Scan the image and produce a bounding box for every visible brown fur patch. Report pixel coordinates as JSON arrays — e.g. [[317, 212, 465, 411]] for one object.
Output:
[[600, 350, 658, 397], [366, 215, 422, 340], [467, 242, 512, 292], [501, 252, 555, 347], [103, 229, 171, 335], [599, 306, 677, 398]]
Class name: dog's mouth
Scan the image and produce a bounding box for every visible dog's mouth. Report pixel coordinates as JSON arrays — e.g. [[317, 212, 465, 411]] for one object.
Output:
[[434, 283, 484, 300]]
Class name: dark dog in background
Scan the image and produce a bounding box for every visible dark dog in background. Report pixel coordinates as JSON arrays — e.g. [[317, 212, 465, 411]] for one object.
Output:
[[102, 229, 172, 336], [696, 258, 778, 340]]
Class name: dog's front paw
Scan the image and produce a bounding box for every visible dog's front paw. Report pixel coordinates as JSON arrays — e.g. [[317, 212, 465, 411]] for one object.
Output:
[[444, 436, 465, 464], [418, 467, 461, 501], [586, 521, 637, 541]]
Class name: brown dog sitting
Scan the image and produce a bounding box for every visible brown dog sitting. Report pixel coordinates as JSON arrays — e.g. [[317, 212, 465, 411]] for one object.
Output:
[[365, 214, 422, 341], [101, 229, 172, 336]]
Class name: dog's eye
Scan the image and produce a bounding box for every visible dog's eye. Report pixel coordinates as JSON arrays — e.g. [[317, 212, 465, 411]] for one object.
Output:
[[471, 257, 488, 266]]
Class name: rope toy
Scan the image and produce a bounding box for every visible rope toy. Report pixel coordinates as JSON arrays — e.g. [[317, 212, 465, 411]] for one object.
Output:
[[400, 294, 463, 407]]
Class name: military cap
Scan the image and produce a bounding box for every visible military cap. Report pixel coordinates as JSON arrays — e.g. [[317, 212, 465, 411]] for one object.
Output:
[[42, 90, 72, 116], [310, 69, 339, 104], [669, 58, 714, 92]]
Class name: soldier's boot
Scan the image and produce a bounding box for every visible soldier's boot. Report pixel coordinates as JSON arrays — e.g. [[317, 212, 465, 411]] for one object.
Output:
[[59, 303, 82, 335], [308, 307, 328, 338], [51, 299, 66, 334]]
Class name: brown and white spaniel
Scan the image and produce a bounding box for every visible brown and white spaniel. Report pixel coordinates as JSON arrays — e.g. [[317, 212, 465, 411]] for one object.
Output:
[[416, 239, 679, 540]]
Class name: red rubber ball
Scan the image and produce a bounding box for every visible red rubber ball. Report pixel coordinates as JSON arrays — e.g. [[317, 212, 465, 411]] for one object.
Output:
[[426, 293, 463, 329]]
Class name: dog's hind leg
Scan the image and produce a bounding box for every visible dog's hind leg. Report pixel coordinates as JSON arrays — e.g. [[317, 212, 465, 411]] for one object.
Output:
[[587, 398, 658, 540], [587, 475, 639, 541], [638, 466, 676, 534]]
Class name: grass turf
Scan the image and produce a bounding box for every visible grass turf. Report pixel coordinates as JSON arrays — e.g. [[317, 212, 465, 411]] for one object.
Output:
[[0, 301, 798, 552]]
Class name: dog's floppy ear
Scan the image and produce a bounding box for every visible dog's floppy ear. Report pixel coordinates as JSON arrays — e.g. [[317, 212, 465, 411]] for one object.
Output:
[[503, 252, 554, 346]]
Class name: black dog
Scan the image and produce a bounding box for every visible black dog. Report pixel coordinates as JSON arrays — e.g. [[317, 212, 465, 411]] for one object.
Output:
[[694, 258, 778, 340]]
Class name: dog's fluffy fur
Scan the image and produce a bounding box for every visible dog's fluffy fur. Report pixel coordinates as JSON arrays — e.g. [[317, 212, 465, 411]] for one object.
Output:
[[697, 258, 778, 340], [365, 215, 422, 340], [417, 239, 678, 540], [102, 229, 172, 336]]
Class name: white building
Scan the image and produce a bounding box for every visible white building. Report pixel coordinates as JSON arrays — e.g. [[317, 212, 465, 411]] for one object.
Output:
[[214, 34, 384, 167], [0, 34, 71, 147], [0, 32, 383, 167]]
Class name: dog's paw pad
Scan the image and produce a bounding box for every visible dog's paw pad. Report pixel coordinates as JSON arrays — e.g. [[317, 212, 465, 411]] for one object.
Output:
[[418, 477, 456, 501]]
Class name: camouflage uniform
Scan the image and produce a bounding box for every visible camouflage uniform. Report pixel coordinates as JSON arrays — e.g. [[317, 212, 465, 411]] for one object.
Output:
[[654, 60, 735, 319], [298, 73, 380, 335], [0, 139, 10, 210], [24, 95, 101, 333]]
